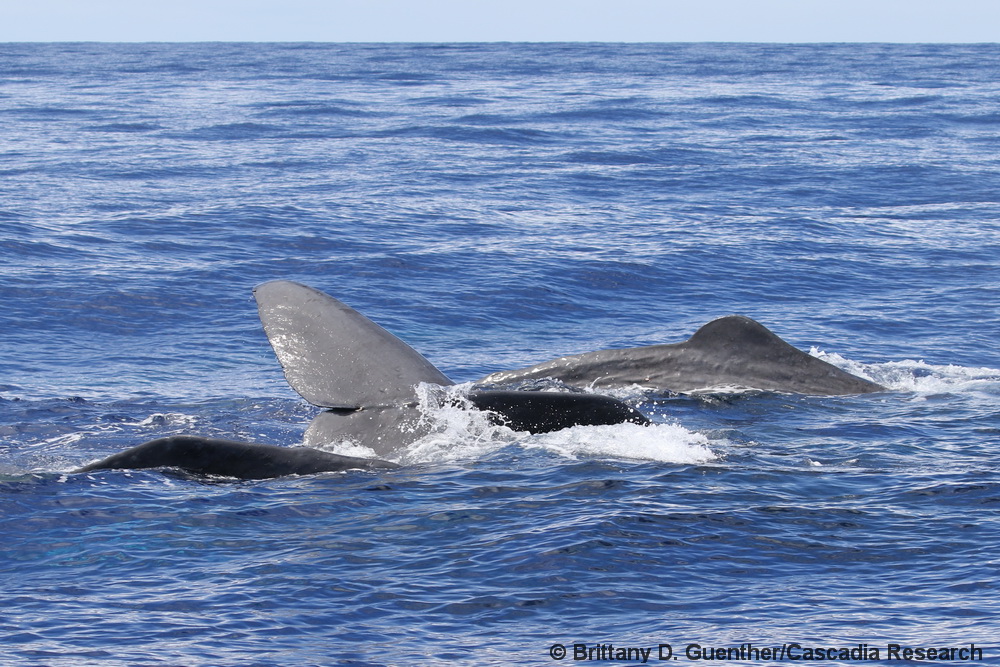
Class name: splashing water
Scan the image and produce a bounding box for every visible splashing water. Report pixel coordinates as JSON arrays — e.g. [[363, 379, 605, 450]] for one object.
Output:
[[813, 348, 1000, 397], [396, 383, 719, 465]]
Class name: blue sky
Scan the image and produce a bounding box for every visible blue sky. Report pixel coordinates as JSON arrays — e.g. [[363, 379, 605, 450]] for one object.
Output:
[[5, 0, 1000, 42]]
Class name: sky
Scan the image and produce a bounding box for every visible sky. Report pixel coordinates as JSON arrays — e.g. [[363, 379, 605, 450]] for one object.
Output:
[[4, 0, 1000, 43]]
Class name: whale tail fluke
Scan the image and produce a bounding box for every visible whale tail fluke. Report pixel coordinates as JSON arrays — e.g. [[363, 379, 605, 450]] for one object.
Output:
[[253, 280, 453, 409]]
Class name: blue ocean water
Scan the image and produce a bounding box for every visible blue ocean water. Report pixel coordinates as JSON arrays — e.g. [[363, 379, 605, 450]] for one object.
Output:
[[1, 42, 999, 665]]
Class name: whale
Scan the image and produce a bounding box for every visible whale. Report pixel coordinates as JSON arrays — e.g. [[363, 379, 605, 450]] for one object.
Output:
[[255, 281, 881, 457], [76, 389, 649, 479], [480, 314, 885, 396], [252, 280, 650, 457], [76, 436, 400, 480], [76, 280, 882, 479], [76, 281, 650, 477]]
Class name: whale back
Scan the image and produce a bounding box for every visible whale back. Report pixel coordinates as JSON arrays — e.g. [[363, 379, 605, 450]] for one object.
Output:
[[480, 315, 884, 396]]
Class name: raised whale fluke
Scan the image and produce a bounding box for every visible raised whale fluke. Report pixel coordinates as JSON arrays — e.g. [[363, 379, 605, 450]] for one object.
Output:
[[253, 280, 450, 409], [480, 315, 884, 396], [253, 281, 650, 456]]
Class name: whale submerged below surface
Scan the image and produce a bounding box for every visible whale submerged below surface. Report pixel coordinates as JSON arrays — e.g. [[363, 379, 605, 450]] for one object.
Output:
[[77, 280, 884, 479]]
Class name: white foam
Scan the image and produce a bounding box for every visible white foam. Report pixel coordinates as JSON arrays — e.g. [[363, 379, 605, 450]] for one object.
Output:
[[387, 382, 719, 465], [811, 348, 1000, 397], [523, 421, 718, 464]]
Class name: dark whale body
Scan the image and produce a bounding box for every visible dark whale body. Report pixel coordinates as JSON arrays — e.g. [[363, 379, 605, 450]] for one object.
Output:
[[468, 390, 649, 432], [77, 436, 399, 479]]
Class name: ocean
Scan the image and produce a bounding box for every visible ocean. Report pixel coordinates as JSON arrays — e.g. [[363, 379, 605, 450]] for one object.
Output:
[[1, 42, 998, 665]]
